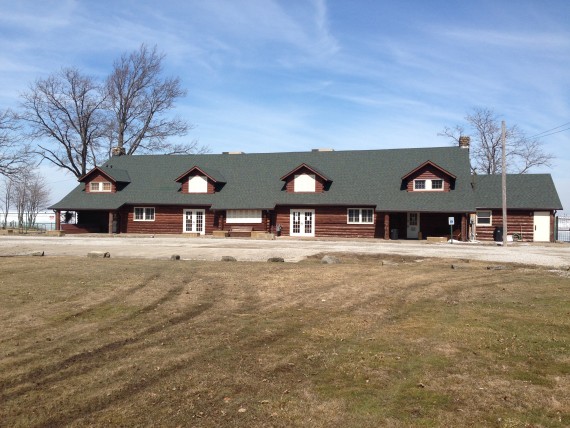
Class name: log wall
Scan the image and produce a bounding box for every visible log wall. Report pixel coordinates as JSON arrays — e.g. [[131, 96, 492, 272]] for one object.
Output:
[[274, 206, 377, 238], [119, 206, 215, 234], [474, 210, 546, 242]]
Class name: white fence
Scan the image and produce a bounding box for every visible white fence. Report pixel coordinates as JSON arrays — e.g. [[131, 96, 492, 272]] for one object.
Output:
[[557, 215, 570, 242], [1, 211, 58, 232]]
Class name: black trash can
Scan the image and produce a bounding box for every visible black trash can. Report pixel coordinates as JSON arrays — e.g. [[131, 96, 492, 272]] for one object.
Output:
[[390, 228, 399, 240], [493, 226, 503, 242]]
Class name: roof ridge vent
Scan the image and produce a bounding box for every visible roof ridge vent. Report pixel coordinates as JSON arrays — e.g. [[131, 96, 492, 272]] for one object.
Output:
[[311, 148, 334, 152], [222, 151, 245, 154]]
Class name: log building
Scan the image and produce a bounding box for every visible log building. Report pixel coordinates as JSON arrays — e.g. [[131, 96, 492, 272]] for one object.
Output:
[[50, 140, 562, 242]]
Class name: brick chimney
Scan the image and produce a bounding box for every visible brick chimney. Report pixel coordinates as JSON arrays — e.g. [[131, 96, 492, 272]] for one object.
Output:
[[459, 136, 470, 149], [111, 146, 126, 156]]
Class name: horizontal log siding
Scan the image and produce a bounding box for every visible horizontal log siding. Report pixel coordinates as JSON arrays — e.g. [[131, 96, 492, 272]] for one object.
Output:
[[406, 166, 451, 192], [475, 210, 535, 242], [275, 206, 376, 238], [85, 172, 116, 193], [284, 167, 326, 193], [120, 206, 215, 234], [180, 172, 216, 194]]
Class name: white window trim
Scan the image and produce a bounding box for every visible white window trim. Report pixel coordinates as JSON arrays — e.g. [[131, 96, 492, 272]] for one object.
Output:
[[90, 181, 112, 192], [134, 207, 155, 222], [294, 173, 316, 192], [476, 210, 492, 226], [183, 209, 206, 235], [413, 179, 444, 192], [226, 209, 262, 224], [347, 208, 374, 224], [290, 209, 315, 237], [431, 179, 443, 190], [188, 175, 208, 193]]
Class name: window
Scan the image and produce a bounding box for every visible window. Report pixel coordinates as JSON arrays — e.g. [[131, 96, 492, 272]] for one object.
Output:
[[134, 207, 155, 221], [431, 179, 443, 190], [408, 212, 418, 226], [294, 173, 316, 192], [347, 208, 374, 224], [226, 209, 262, 224], [188, 175, 208, 193], [413, 179, 444, 191], [90, 181, 112, 192], [476, 210, 492, 226]]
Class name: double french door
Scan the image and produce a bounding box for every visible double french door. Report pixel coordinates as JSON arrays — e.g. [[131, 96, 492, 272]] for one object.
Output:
[[183, 209, 205, 234], [290, 209, 315, 237]]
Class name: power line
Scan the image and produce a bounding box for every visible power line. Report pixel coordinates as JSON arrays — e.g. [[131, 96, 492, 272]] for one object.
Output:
[[533, 127, 570, 139], [529, 121, 570, 139]]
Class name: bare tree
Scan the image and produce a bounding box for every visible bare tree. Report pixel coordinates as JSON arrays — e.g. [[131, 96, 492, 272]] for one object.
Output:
[[439, 107, 554, 174], [19, 68, 107, 178], [9, 169, 50, 228], [12, 173, 27, 228], [105, 44, 205, 156], [0, 176, 14, 228], [24, 173, 50, 227], [0, 109, 30, 177]]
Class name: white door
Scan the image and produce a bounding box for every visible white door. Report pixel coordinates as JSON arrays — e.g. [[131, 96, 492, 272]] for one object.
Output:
[[183, 209, 205, 235], [407, 212, 420, 239], [533, 211, 550, 242], [290, 209, 315, 237]]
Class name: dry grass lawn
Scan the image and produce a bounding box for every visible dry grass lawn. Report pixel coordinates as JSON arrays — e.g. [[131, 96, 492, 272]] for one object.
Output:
[[0, 254, 569, 427]]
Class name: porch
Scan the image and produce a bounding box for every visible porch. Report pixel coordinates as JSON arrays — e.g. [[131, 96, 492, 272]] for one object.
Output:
[[56, 210, 117, 234], [380, 212, 468, 241]]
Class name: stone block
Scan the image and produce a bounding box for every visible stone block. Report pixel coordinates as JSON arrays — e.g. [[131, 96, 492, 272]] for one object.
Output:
[[87, 251, 110, 258]]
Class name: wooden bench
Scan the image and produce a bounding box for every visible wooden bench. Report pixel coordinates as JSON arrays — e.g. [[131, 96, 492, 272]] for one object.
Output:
[[228, 226, 253, 237]]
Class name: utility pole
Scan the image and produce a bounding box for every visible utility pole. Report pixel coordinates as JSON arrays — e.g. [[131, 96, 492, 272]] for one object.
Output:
[[501, 121, 507, 246]]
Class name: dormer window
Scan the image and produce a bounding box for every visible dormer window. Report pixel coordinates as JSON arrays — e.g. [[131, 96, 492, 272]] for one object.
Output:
[[79, 166, 129, 194], [294, 173, 316, 192], [175, 166, 224, 194], [414, 180, 426, 190], [90, 181, 112, 192], [413, 179, 444, 191], [281, 163, 331, 194], [403, 161, 455, 193], [188, 175, 208, 193]]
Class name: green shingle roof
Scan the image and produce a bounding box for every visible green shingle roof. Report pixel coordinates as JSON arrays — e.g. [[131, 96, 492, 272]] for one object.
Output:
[[50, 147, 562, 213], [473, 174, 562, 210], [80, 166, 131, 183]]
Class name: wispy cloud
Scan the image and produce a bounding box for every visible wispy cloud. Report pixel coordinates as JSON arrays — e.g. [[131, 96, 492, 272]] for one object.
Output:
[[434, 27, 570, 50]]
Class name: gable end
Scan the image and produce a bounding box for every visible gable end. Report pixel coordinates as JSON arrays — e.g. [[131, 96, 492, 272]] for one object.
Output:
[[402, 161, 456, 192]]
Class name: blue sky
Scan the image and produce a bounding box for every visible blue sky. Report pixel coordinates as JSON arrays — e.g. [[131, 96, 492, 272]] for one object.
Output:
[[1, 0, 569, 211]]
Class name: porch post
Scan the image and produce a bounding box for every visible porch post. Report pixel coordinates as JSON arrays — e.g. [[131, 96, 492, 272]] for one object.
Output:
[[384, 213, 390, 240], [461, 214, 467, 242], [108, 211, 114, 234], [54, 210, 61, 231]]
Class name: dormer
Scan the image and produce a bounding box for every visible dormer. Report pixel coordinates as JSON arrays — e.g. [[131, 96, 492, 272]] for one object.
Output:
[[175, 166, 226, 194], [401, 160, 456, 192], [79, 166, 131, 193], [280, 163, 332, 193]]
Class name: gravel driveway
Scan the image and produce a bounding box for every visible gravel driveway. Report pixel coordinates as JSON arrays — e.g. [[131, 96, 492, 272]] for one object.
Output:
[[1, 235, 569, 267]]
